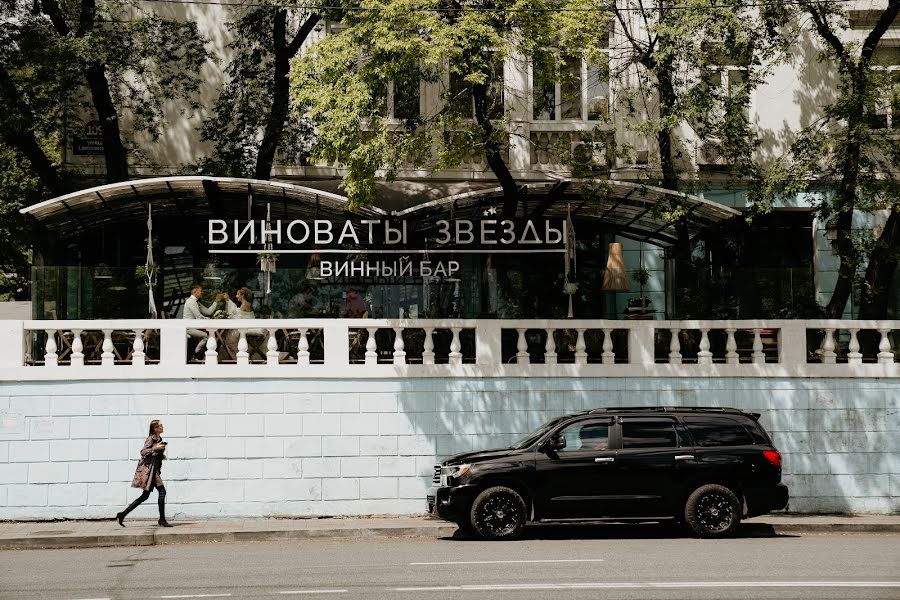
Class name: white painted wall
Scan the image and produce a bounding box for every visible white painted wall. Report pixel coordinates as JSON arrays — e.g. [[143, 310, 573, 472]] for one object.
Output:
[[0, 377, 896, 519]]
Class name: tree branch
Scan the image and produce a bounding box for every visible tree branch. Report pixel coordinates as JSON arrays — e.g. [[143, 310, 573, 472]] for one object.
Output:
[[287, 13, 320, 57], [77, 0, 97, 38], [860, 0, 900, 64], [803, 2, 846, 60], [39, 0, 71, 37]]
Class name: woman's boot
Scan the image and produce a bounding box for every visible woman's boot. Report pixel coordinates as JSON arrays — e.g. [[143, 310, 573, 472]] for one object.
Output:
[[117, 490, 150, 527], [157, 485, 172, 527]]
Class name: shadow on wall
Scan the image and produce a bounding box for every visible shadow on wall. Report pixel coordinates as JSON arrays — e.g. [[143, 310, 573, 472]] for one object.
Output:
[[395, 370, 898, 514]]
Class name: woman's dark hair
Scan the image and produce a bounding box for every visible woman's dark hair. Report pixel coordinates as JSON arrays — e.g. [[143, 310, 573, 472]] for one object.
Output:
[[148, 419, 161, 436], [239, 287, 253, 302]]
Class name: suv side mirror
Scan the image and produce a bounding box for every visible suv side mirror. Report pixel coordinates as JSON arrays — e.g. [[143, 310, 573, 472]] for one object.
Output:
[[543, 433, 566, 452]]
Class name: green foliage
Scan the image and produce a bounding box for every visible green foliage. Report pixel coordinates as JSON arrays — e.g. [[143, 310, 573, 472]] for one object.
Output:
[[291, 0, 609, 207], [0, 143, 41, 300]]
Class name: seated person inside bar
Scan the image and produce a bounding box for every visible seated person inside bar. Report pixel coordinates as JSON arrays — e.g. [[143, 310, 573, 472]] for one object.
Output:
[[343, 288, 368, 318], [184, 283, 224, 358]]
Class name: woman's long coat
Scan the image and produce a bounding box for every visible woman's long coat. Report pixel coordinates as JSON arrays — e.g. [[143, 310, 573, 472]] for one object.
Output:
[[131, 435, 165, 490]]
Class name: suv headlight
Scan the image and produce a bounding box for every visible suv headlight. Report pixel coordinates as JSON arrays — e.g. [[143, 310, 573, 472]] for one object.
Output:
[[442, 463, 472, 486], [449, 464, 471, 479]]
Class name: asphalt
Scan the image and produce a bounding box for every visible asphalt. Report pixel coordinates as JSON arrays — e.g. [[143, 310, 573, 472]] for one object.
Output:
[[0, 514, 898, 550]]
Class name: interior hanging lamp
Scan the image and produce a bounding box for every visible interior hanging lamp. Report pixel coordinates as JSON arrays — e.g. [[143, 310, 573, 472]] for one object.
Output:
[[601, 242, 629, 292]]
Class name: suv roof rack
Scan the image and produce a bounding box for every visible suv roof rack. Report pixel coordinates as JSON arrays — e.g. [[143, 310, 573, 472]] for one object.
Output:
[[588, 406, 749, 415]]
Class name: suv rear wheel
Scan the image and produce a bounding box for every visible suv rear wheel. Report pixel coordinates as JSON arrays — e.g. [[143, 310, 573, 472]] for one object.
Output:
[[684, 484, 741, 538], [469, 486, 527, 540]]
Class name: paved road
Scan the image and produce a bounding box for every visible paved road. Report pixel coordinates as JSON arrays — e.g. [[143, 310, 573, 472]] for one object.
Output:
[[1, 529, 897, 600]]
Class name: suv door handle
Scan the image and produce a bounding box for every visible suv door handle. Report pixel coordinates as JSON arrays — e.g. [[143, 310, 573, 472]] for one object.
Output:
[[594, 457, 615, 463], [675, 455, 695, 461]]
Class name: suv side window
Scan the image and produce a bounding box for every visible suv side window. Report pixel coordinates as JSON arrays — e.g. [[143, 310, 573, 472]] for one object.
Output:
[[683, 416, 755, 447], [621, 420, 680, 449], [557, 420, 611, 452]]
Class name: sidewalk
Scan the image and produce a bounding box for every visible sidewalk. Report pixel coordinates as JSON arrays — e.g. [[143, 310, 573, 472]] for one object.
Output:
[[0, 514, 897, 550]]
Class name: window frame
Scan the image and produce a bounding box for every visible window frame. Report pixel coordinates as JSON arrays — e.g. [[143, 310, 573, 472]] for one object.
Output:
[[618, 417, 685, 450], [867, 64, 900, 130], [530, 51, 612, 123]]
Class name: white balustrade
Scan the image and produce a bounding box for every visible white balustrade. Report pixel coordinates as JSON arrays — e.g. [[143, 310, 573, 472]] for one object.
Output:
[[7, 318, 896, 378]]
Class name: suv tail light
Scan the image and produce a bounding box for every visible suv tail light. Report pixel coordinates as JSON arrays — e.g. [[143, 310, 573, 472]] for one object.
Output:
[[763, 450, 782, 469]]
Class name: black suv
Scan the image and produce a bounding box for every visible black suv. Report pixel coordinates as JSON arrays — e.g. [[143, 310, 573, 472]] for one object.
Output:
[[427, 407, 788, 539]]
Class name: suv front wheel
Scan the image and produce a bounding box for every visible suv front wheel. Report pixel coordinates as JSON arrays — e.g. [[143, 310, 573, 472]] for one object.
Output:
[[469, 486, 527, 540], [684, 484, 741, 538]]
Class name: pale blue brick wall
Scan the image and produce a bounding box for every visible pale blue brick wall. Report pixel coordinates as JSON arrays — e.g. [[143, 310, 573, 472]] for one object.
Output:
[[0, 377, 897, 519]]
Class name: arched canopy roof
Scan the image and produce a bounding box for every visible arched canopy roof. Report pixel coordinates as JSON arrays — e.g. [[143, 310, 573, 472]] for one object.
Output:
[[22, 176, 741, 247]]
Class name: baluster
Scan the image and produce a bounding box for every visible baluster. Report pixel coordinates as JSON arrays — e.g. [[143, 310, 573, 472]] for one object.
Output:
[[101, 329, 115, 366], [575, 328, 587, 365], [71, 329, 84, 367], [752, 328, 765, 364], [449, 327, 463, 365], [132, 329, 145, 366], [393, 327, 406, 365], [544, 329, 557, 365], [516, 328, 529, 365], [266, 328, 279, 365], [602, 328, 615, 365], [237, 330, 249, 366], [297, 328, 310, 366], [423, 327, 435, 365], [668, 328, 682, 365], [822, 328, 837, 364], [206, 328, 218, 365], [725, 328, 738, 365], [698, 328, 712, 365], [44, 329, 59, 367], [365, 327, 378, 365], [847, 328, 862, 364], [878, 328, 894, 365]]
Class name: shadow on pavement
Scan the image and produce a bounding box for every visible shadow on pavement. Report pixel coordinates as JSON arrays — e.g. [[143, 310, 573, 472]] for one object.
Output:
[[444, 522, 799, 541]]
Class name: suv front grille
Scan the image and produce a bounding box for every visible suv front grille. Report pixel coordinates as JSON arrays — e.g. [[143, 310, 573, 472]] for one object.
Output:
[[432, 465, 441, 484]]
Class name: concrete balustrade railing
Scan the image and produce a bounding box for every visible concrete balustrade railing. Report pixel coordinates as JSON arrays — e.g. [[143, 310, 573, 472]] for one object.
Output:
[[0, 318, 896, 380]]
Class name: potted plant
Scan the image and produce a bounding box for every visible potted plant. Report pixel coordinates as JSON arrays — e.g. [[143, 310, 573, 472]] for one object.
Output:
[[630, 267, 651, 310], [256, 252, 278, 273]]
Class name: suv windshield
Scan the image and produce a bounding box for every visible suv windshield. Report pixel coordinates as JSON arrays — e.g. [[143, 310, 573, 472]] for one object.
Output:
[[511, 416, 568, 449]]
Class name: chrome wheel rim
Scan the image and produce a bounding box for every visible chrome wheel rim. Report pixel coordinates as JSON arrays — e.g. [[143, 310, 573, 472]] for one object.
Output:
[[696, 492, 735, 533], [477, 493, 523, 536]]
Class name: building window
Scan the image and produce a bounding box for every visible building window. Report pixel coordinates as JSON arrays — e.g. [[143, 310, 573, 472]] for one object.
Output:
[[867, 47, 900, 130], [390, 76, 420, 121], [532, 54, 609, 121], [447, 52, 504, 120]]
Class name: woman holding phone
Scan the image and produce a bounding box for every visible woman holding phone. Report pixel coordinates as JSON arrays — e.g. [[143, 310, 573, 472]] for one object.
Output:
[[116, 419, 172, 527]]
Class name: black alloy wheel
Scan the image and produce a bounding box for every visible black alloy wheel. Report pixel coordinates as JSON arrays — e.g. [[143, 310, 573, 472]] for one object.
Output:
[[469, 486, 527, 540], [684, 484, 741, 538]]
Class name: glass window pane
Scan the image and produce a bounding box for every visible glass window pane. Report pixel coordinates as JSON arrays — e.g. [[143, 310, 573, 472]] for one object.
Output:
[[487, 52, 505, 120], [586, 63, 609, 120], [394, 75, 420, 121], [533, 60, 556, 120], [560, 56, 582, 119], [558, 420, 610, 452], [621, 421, 678, 449], [684, 417, 754, 447]]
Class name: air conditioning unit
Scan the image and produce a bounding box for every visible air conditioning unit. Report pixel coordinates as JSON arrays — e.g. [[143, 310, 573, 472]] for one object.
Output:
[[697, 140, 728, 166]]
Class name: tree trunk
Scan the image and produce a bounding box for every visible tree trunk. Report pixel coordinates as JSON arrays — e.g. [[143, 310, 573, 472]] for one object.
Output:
[[254, 11, 319, 180], [472, 82, 519, 216], [655, 63, 691, 262], [858, 208, 899, 319], [83, 63, 129, 183]]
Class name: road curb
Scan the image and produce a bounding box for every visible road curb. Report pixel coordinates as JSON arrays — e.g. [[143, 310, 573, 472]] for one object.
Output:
[[0, 521, 895, 550]]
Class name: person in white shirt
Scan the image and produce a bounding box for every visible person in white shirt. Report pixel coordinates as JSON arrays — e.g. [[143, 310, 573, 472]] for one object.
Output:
[[184, 283, 223, 356]]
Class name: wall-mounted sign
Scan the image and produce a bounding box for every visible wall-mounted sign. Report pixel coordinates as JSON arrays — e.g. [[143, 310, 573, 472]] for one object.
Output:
[[72, 120, 104, 156]]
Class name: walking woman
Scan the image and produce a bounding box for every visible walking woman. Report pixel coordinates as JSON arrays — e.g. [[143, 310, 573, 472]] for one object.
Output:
[[116, 419, 172, 527]]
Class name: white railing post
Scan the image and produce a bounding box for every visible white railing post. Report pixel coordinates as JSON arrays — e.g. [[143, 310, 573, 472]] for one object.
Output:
[[602, 328, 615, 365], [878, 328, 894, 365], [423, 327, 435, 365], [668, 328, 682, 365], [205, 328, 218, 366], [475, 321, 501, 367], [725, 328, 739, 364], [752, 328, 765, 365], [847, 328, 862, 364], [0, 321, 24, 368], [822, 328, 837, 364], [575, 328, 587, 365], [516, 328, 529, 364], [323, 322, 350, 368], [365, 327, 378, 365], [393, 327, 406, 365], [266, 328, 279, 365], [698, 328, 712, 365], [781, 321, 807, 366], [545, 328, 557, 365], [132, 329, 145, 366], [630, 324, 654, 366], [44, 329, 59, 367], [449, 327, 463, 365], [71, 329, 84, 367], [297, 328, 310, 366], [237, 330, 249, 366], [159, 321, 187, 368], [101, 329, 115, 366]]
